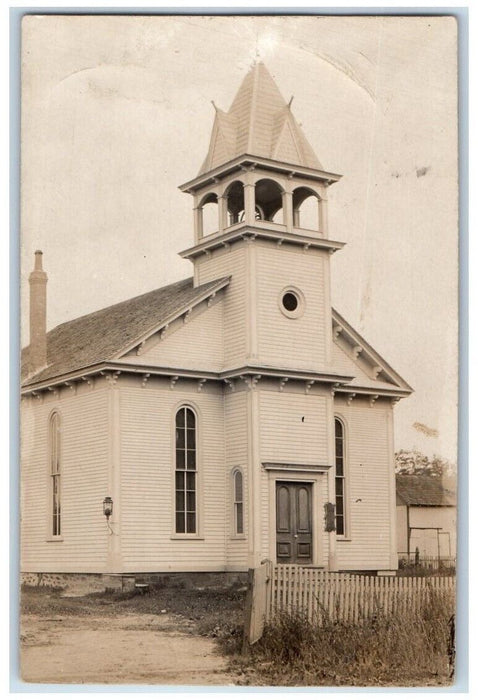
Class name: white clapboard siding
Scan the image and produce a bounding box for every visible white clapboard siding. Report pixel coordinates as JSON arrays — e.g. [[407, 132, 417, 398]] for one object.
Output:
[[334, 401, 394, 570], [259, 390, 328, 464], [21, 388, 110, 573], [119, 384, 227, 571], [224, 390, 249, 568], [255, 245, 327, 370], [196, 246, 247, 368], [331, 339, 382, 385], [260, 468, 270, 560], [258, 389, 330, 566], [121, 299, 224, 371]]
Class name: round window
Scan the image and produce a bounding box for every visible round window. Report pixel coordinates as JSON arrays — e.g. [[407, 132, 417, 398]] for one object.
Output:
[[282, 292, 299, 312], [279, 287, 305, 318]]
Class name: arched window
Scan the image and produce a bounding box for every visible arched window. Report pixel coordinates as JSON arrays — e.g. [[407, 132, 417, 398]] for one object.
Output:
[[199, 193, 219, 237], [175, 406, 197, 534], [49, 412, 61, 537], [292, 187, 320, 231], [255, 178, 284, 223], [225, 180, 245, 226], [232, 469, 244, 535], [334, 418, 346, 536]]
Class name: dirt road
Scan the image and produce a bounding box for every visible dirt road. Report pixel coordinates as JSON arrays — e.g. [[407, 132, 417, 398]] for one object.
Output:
[[21, 612, 238, 686]]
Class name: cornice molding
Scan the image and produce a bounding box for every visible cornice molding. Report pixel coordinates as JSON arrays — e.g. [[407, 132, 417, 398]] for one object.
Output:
[[21, 362, 354, 395], [179, 154, 342, 193], [263, 462, 332, 473], [21, 362, 411, 400], [180, 226, 345, 260]]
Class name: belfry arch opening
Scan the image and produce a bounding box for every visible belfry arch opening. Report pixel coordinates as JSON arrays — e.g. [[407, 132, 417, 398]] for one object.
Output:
[[255, 178, 284, 224], [292, 187, 321, 232], [199, 193, 219, 237], [225, 181, 245, 226]]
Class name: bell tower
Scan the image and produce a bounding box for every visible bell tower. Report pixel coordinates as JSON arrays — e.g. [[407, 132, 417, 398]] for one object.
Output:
[[179, 62, 345, 373]]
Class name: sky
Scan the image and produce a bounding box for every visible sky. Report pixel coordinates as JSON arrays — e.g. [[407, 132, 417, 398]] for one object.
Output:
[[20, 14, 458, 462]]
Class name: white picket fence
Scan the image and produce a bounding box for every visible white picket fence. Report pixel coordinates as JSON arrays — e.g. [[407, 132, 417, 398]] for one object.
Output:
[[267, 564, 455, 625]]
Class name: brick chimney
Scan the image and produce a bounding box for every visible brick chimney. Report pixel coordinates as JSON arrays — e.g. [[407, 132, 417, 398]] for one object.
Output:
[[28, 250, 48, 373]]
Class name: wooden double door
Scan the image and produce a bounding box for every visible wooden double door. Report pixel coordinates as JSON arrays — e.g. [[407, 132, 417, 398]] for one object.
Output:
[[276, 481, 313, 564]]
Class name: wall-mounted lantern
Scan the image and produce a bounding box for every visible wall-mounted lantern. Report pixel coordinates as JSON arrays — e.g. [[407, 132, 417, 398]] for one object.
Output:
[[103, 496, 113, 520]]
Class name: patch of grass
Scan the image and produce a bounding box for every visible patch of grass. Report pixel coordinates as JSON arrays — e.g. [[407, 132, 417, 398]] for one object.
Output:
[[21, 582, 247, 635], [235, 589, 455, 687]]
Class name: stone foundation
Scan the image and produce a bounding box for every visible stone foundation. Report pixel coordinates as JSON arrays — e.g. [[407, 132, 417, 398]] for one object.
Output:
[[20, 572, 110, 595], [134, 571, 248, 590], [20, 570, 248, 595]]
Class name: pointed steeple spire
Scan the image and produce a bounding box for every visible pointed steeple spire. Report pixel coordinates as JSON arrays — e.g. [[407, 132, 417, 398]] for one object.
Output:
[[199, 62, 322, 175]]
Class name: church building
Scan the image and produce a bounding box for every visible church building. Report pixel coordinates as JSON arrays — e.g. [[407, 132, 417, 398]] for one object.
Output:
[[21, 63, 412, 578]]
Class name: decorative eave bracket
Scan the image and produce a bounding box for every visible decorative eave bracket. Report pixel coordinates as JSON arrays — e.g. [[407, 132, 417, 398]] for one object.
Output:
[[279, 377, 288, 392], [239, 374, 262, 390]]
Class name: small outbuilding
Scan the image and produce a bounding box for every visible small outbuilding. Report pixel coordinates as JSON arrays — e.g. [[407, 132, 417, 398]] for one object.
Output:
[[396, 474, 456, 562]]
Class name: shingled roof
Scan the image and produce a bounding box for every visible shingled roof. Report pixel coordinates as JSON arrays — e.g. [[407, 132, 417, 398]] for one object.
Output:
[[22, 276, 229, 386], [199, 62, 322, 175], [396, 475, 456, 507]]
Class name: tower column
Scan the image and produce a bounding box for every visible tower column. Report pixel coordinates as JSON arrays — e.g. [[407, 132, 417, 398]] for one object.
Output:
[[244, 182, 256, 225], [193, 206, 203, 242], [283, 190, 293, 232], [319, 196, 328, 237], [218, 195, 227, 233]]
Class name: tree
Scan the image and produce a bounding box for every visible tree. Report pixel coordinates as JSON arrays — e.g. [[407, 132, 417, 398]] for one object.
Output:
[[395, 449, 456, 478]]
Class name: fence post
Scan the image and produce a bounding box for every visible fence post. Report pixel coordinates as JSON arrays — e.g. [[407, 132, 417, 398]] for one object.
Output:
[[242, 562, 269, 649]]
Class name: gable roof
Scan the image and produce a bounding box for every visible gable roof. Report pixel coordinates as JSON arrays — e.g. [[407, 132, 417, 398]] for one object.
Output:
[[332, 309, 413, 394], [396, 475, 456, 507], [199, 62, 322, 175], [22, 276, 229, 386], [22, 276, 410, 396], [330, 339, 402, 393]]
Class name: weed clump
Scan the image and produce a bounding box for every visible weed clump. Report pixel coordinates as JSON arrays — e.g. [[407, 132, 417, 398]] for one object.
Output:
[[240, 589, 455, 687]]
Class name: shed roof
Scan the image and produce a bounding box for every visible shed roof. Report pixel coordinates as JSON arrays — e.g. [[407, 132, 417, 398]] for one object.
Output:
[[22, 276, 229, 386], [199, 62, 322, 174], [396, 475, 456, 507]]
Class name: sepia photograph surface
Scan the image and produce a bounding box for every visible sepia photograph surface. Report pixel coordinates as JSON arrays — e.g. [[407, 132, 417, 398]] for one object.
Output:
[[19, 14, 459, 688]]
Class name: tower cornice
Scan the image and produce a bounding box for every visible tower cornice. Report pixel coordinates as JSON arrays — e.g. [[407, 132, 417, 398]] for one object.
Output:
[[180, 154, 342, 194], [179, 225, 345, 260]]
